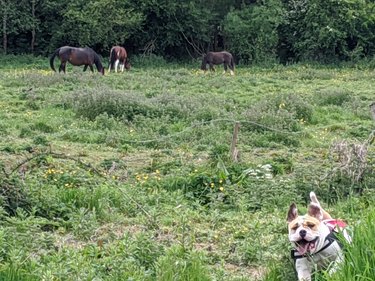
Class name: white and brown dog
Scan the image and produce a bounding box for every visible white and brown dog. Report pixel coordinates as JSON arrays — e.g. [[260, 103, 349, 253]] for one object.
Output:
[[287, 192, 351, 281]]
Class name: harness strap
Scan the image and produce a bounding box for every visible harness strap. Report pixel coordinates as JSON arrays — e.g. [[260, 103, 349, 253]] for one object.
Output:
[[291, 232, 338, 260]]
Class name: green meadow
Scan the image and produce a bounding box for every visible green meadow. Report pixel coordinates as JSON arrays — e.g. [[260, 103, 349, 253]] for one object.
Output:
[[0, 55, 374, 281]]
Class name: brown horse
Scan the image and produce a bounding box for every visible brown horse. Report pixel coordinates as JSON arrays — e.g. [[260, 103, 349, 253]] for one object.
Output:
[[201, 51, 235, 75], [50, 46, 105, 75], [108, 46, 131, 73]]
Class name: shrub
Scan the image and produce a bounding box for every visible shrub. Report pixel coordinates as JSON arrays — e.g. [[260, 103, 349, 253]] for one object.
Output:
[[93, 113, 119, 130], [223, 0, 284, 64], [314, 87, 352, 106], [130, 54, 169, 68], [239, 178, 300, 211], [33, 135, 49, 145], [31, 122, 55, 133], [65, 87, 227, 123], [0, 179, 31, 216], [243, 92, 313, 133]]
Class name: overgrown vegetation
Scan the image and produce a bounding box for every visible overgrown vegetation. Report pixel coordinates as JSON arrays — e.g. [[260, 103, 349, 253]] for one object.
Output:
[[0, 56, 374, 280], [2, 0, 375, 64]]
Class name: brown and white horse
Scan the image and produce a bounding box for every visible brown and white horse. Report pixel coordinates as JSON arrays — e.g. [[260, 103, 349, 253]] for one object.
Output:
[[108, 46, 131, 73]]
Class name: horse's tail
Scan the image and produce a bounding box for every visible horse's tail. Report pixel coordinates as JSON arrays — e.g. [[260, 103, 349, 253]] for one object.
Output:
[[200, 54, 207, 70], [49, 48, 60, 72]]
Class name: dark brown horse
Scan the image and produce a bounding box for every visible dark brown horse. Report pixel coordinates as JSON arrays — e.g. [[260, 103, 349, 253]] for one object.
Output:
[[108, 46, 131, 73], [201, 51, 235, 75], [50, 46, 105, 75]]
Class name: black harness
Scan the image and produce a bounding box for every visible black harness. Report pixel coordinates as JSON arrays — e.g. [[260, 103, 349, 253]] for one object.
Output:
[[291, 231, 340, 260]]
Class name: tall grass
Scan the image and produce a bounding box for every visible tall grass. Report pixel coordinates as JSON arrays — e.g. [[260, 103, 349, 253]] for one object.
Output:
[[155, 246, 211, 281], [325, 207, 375, 281], [1, 55, 375, 280]]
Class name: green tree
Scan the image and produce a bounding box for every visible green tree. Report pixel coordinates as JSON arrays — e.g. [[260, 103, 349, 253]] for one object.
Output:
[[59, 0, 143, 53], [1, 0, 28, 53], [282, 0, 375, 62], [223, 0, 285, 64], [127, 0, 217, 58]]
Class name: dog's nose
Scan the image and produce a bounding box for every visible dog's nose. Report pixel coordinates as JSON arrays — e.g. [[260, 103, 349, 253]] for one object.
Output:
[[299, 229, 307, 238]]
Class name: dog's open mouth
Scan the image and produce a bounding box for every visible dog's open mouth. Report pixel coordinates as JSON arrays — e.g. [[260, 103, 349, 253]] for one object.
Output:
[[295, 238, 318, 255]]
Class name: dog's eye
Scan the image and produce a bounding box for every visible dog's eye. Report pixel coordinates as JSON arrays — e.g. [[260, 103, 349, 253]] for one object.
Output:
[[291, 224, 299, 231], [306, 223, 315, 228]]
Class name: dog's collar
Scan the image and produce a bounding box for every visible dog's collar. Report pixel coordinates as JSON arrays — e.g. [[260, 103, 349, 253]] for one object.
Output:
[[291, 232, 338, 260]]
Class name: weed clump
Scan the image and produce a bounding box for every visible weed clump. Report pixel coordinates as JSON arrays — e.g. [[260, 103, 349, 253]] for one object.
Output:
[[0, 179, 31, 216], [243, 93, 313, 133], [156, 245, 210, 281], [314, 87, 352, 106], [66, 87, 226, 123]]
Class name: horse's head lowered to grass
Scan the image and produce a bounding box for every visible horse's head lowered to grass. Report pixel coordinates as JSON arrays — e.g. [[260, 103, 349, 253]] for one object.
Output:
[[50, 46, 105, 75]]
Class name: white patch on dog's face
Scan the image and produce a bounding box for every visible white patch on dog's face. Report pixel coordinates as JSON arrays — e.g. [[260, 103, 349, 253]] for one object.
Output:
[[288, 215, 321, 255]]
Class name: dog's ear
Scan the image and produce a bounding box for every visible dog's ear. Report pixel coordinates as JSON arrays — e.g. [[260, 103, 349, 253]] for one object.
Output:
[[287, 203, 298, 222], [308, 203, 323, 221]]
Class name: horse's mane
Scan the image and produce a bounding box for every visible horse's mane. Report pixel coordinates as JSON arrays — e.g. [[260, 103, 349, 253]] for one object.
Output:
[[93, 52, 103, 71]]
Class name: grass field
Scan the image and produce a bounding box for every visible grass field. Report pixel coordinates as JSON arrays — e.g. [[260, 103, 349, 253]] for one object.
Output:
[[0, 55, 374, 281]]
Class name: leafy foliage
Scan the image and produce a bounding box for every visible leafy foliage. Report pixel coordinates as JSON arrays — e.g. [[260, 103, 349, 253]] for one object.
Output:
[[223, 0, 285, 63], [283, 0, 375, 62], [2, 0, 375, 64]]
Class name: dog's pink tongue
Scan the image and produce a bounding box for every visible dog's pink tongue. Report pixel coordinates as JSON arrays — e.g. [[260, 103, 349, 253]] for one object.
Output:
[[297, 243, 310, 255]]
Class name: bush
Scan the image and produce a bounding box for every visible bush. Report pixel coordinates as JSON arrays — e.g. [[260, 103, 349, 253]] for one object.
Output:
[[239, 178, 300, 212], [243, 92, 313, 133], [314, 87, 352, 106], [65, 86, 226, 123], [0, 179, 31, 216], [130, 54, 169, 68], [223, 0, 285, 64]]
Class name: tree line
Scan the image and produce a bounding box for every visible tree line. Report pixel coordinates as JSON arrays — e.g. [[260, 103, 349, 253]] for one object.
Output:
[[1, 0, 375, 64]]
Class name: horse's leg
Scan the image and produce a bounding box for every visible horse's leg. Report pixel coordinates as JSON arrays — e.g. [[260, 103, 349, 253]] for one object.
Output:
[[209, 63, 215, 72], [59, 62, 64, 73], [89, 65, 94, 72], [230, 67, 234, 76], [229, 57, 235, 76], [83, 65, 88, 72], [120, 60, 125, 72], [114, 59, 119, 73], [59, 62, 66, 73], [229, 64, 234, 76], [223, 62, 228, 74]]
